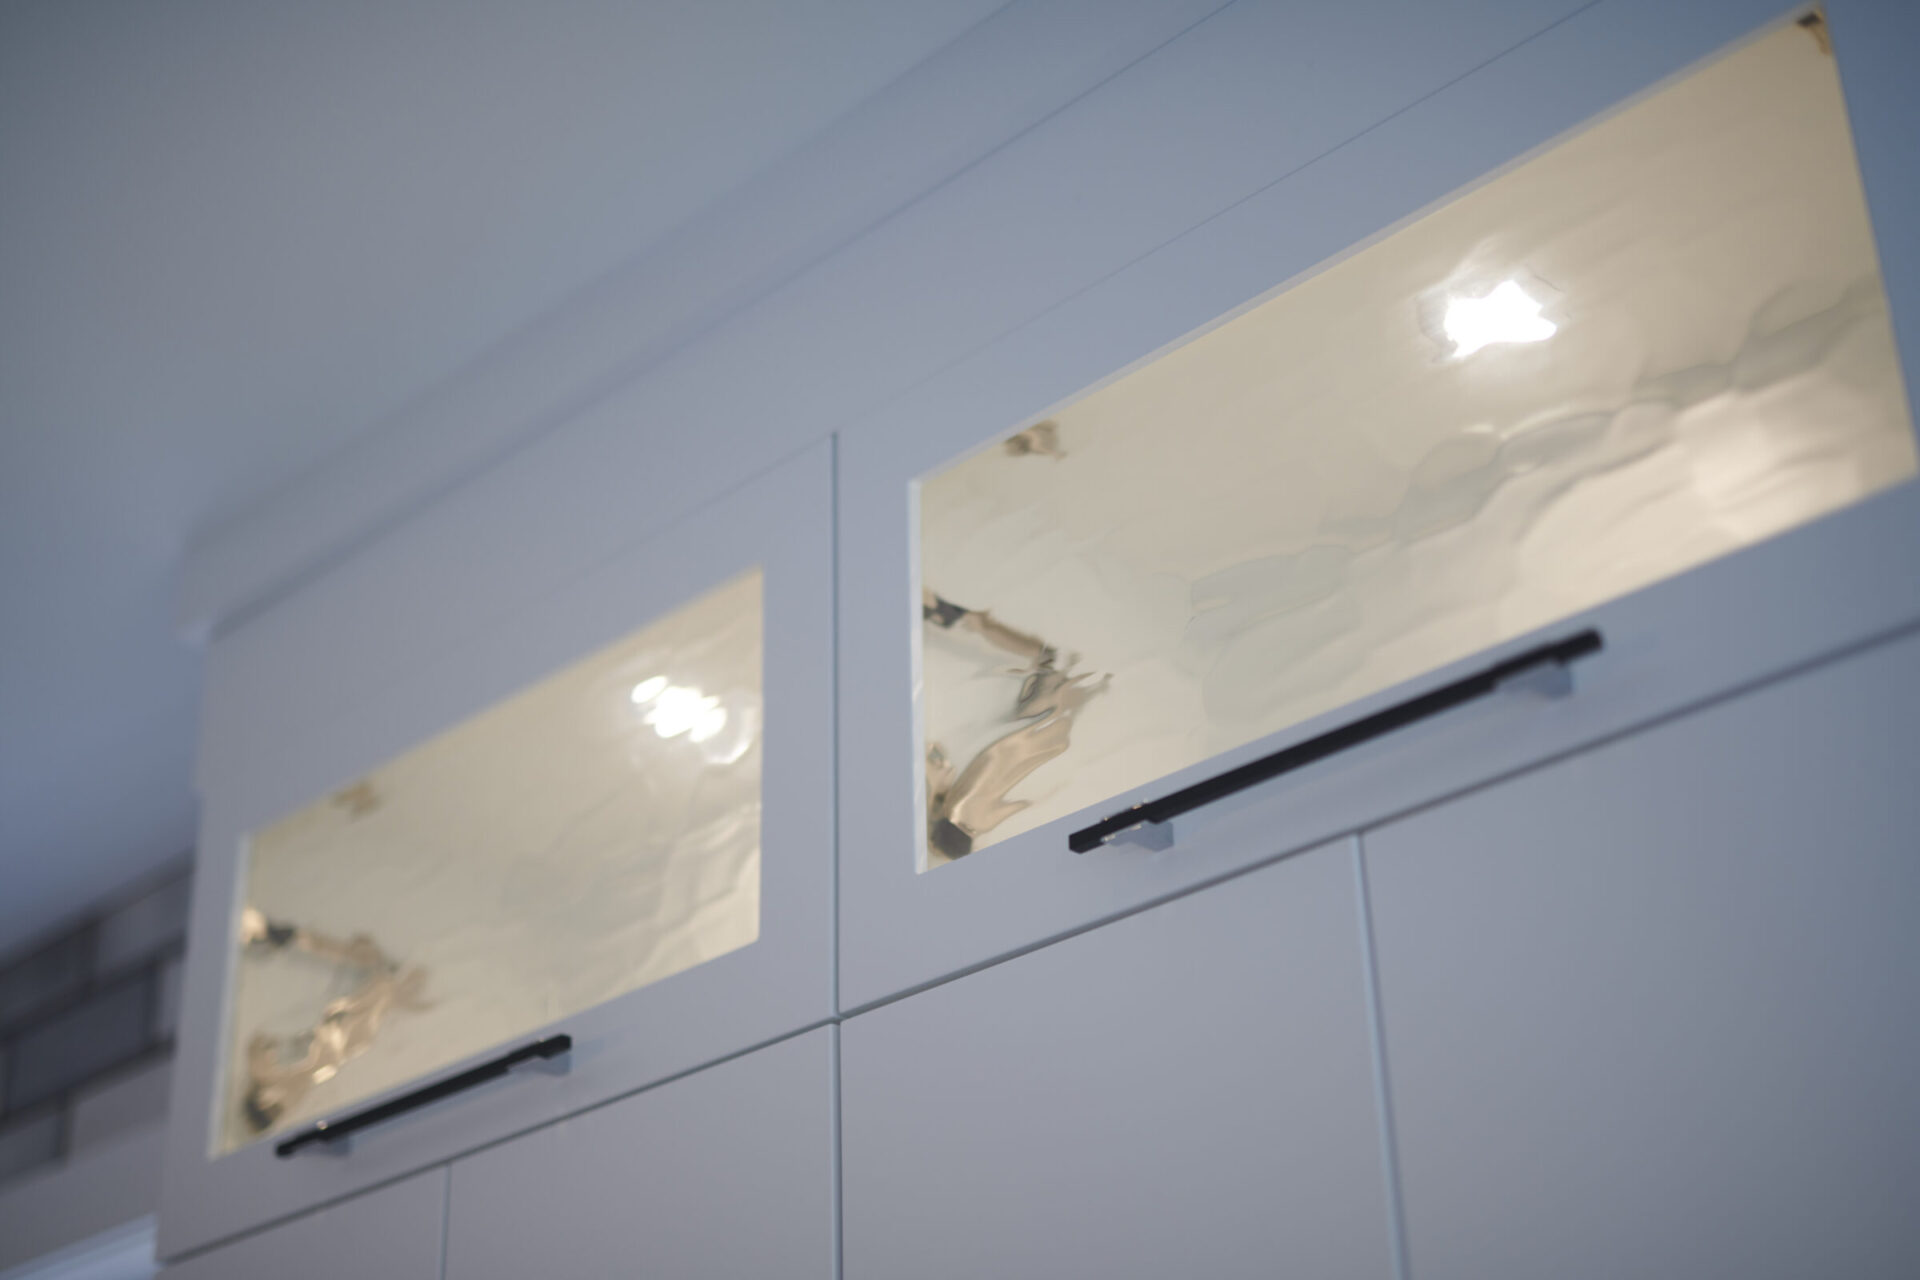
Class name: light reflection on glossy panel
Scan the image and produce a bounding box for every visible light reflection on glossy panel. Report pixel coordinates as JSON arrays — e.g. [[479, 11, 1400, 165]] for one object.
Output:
[[221, 569, 762, 1151], [919, 19, 1916, 867]]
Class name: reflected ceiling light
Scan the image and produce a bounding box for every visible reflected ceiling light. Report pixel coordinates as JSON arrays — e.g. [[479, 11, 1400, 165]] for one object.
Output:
[[645, 684, 720, 738], [1442, 280, 1556, 357], [688, 706, 729, 744], [629, 675, 668, 704]]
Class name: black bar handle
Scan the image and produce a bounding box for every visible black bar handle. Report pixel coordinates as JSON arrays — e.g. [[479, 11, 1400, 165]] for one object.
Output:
[[1069, 630, 1603, 853], [275, 1033, 572, 1158]]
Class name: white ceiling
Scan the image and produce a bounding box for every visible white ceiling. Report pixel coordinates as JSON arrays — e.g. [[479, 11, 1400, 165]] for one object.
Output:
[[0, 0, 1007, 959]]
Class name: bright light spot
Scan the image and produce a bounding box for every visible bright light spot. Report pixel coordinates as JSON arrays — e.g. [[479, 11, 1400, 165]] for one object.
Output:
[[629, 675, 668, 705], [688, 706, 729, 744], [645, 684, 719, 739], [1443, 280, 1556, 357]]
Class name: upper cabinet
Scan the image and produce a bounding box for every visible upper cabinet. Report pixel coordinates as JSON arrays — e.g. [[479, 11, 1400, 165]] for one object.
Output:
[[161, 443, 835, 1257], [223, 566, 763, 1155], [917, 15, 1908, 866], [837, 8, 1920, 1007]]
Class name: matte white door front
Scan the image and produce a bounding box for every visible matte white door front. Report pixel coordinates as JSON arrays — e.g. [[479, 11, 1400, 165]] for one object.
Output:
[[160, 1168, 444, 1280], [841, 839, 1396, 1279], [445, 1028, 836, 1280], [1364, 629, 1920, 1279]]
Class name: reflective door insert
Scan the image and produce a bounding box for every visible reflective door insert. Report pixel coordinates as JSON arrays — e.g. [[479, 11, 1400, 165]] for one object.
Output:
[[221, 569, 762, 1150], [918, 17, 1915, 867]]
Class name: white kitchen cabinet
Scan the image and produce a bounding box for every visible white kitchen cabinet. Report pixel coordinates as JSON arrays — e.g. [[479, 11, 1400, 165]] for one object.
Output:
[[160, 443, 835, 1257], [444, 1027, 836, 1280], [835, 0, 1920, 1010], [841, 838, 1395, 1279], [1363, 628, 1920, 1279], [160, 1167, 444, 1280], [146, 0, 1920, 1264]]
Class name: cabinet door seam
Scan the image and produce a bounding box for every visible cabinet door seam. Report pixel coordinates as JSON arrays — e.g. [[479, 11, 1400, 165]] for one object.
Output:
[[1354, 834, 1412, 1280]]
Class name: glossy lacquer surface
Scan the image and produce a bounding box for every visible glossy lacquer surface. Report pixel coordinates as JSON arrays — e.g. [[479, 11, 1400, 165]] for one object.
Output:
[[222, 570, 762, 1152], [916, 19, 1914, 865]]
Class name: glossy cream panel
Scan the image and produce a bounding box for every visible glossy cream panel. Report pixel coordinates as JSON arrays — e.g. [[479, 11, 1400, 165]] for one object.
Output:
[[917, 19, 1915, 865], [220, 569, 763, 1152]]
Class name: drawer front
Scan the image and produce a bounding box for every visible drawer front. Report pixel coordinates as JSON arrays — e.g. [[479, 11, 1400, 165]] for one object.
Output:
[[842, 840, 1395, 1279], [162, 443, 835, 1254], [161, 1168, 444, 1279], [836, 0, 1920, 1009], [1364, 628, 1920, 1279], [445, 1028, 835, 1280]]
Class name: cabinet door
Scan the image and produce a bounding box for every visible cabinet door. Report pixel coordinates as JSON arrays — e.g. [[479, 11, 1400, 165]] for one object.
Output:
[[841, 840, 1395, 1279], [445, 1027, 834, 1280], [162, 444, 835, 1255], [160, 1168, 444, 1279], [836, 0, 1920, 1008], [1363, 630, 1920, 1279]]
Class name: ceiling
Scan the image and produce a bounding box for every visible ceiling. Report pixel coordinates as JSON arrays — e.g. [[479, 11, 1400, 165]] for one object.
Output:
[[0, 0, 1007, 960]]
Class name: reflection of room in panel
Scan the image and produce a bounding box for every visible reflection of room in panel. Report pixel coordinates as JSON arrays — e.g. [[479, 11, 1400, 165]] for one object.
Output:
[[917, 18, 1915, 868], [222, 569, 763, 1152]]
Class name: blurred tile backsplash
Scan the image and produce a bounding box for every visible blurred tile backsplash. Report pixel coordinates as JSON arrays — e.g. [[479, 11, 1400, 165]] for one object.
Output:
[[0, 863, 188, 1189]]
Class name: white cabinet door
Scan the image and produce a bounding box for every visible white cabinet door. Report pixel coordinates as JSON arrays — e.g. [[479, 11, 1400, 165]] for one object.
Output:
[[163, 443, 835, 1255], [444, 1027, 835, 1280], [841, 840, 1396, 1279], [161, 1168, 444, 1279], [1363, 630, 1920, 1279], [835, 0, 1920, 1010]]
